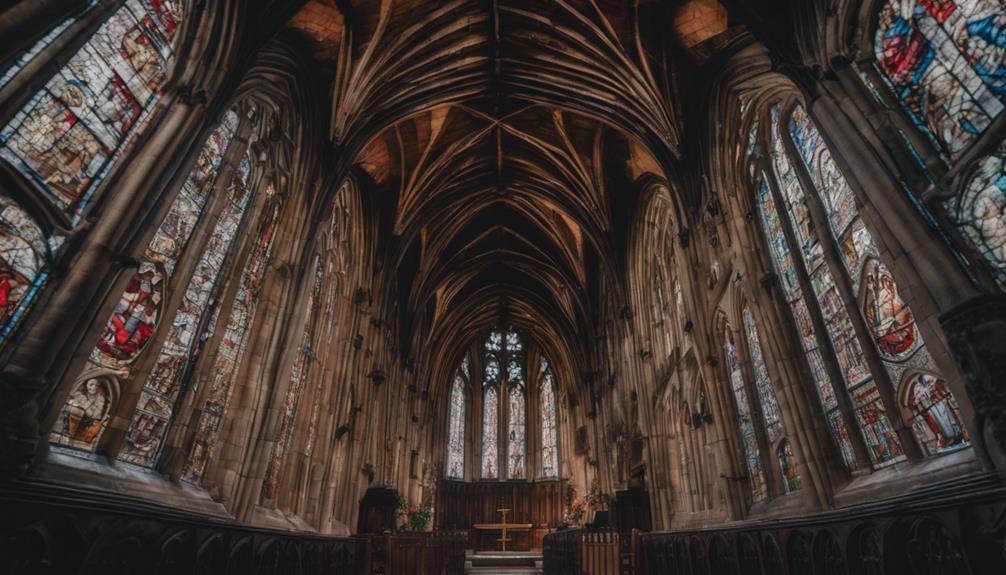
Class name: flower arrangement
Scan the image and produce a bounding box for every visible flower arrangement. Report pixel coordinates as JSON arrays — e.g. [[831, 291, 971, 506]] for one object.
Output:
[[563, 484, 585, 526], [584, 478, 611, 510], [396, 493, 432, 532]]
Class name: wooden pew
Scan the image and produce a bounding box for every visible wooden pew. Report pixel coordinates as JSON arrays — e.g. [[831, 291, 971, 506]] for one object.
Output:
[[581, 530, 620, 575]]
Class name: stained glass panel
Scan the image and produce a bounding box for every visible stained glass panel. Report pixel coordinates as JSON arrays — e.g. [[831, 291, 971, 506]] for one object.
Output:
[[742, 308, 784, 444], [0, 197, 54, 348], [949, 142, 1006, 285], [0, 0, 184, 217], [852, 381, 905, 467], [507, 383, 526, 478], [827, 410, 858, 469], [447, 369, 466, 479], [540, 360, 559, 479], [725, 341, 766, 502], [482, 384, 499, 479], [875, 0, 1006, 158], [51, 110, 239, 453], [907, 373, 969, 455], [120, 151, 258, 467]]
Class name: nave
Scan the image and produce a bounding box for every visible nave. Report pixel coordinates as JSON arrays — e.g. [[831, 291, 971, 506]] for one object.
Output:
[[1, 0, 1006, 574]]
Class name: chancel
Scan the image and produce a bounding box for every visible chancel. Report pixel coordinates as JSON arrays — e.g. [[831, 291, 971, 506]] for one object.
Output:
[[1, 0, 1006, 574]]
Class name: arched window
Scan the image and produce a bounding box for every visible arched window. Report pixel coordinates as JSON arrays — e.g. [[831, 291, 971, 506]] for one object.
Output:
[[754, 100, 969, 470], [50, 109, 241, 453], [263, 253, 325, 499], [874, 0, 1006, 159], [540, 359, 559, 479], [0, 0, 184, 217], [722, 324, 766, 502], [446, 356, 468, 480]]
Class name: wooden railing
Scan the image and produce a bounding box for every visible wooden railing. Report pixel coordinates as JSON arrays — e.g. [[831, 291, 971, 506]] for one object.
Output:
[[632, 472, 1006, 575], [0, 477, 367, 574], [366, 530, 468, 575], [543, 528, 621, 575]]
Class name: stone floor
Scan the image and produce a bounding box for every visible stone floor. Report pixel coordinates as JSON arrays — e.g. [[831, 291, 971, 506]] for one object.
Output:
[[464, 551, 544, 574]]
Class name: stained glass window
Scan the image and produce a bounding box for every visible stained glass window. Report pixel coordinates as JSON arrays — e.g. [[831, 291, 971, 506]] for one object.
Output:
[[482, 345, 501, 479], [119, 144, 259, 467], [786, 103, 970, 461], [949, 141, 1006, 285], [874, 0, 1006, 159], [446, 358, 467, 480], [50, 110, 240, 453], [482, 382, 499, 479], [777, 439, 802, 494], [756, 177, 853, 468], [770, 104, 906, 469], [540, 359, 559, 479], [182, 183, 283, 483], [742, 307, 784, 444], [0, 197, 55, 348], [0, 0, 184, 218], [724, 340, 766, 502], [906, 373, 969, 455], [507, 382, 526, 478], [263, 254, 324, 499]]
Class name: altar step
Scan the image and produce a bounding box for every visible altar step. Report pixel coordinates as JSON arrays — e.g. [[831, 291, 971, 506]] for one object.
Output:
[[464, 551, 543, 575]]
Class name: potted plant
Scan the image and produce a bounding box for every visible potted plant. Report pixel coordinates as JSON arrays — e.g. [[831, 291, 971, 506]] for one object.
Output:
[[585, 479, 611, 511]]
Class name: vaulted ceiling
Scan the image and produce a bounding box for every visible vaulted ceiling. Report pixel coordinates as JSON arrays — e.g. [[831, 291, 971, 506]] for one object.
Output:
[[284, 0, 740, 382]]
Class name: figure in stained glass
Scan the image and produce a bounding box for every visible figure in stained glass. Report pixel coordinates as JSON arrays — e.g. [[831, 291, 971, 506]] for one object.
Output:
[[0, 0, 185, 214], [95, 262, 163, 366], [50, 378, 114, 449], [482, 384, 499, 479], [778, 439, 802, 493], [875, 0, 1006, 157], [862, 259, 919, 360], [507, 384, 526, 478], [0, 198, 53, 346], [906, 373, 969, 454], [951, 142, 1006, 284]]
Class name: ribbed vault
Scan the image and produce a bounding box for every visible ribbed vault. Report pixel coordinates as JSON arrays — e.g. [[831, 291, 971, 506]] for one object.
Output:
[[288, 0, 692, 399]]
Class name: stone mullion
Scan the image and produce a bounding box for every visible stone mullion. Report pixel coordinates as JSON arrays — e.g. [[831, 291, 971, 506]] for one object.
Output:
[[781, 114, 924, 462], [527, 345, 540, 481], [760, 154, 873, 472], [100, 122, 253, 462], [469, 342, 483, 482], [308, 278, 350, 529], [229, 216, 318, 521], [0, 0, 93, 72], [322, 285, 365, 528], [317, 286, 359, 532]]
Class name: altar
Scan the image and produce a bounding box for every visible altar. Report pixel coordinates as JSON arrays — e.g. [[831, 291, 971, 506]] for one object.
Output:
[[436, 479, 565, 552], [472, 508, 533, 551]]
